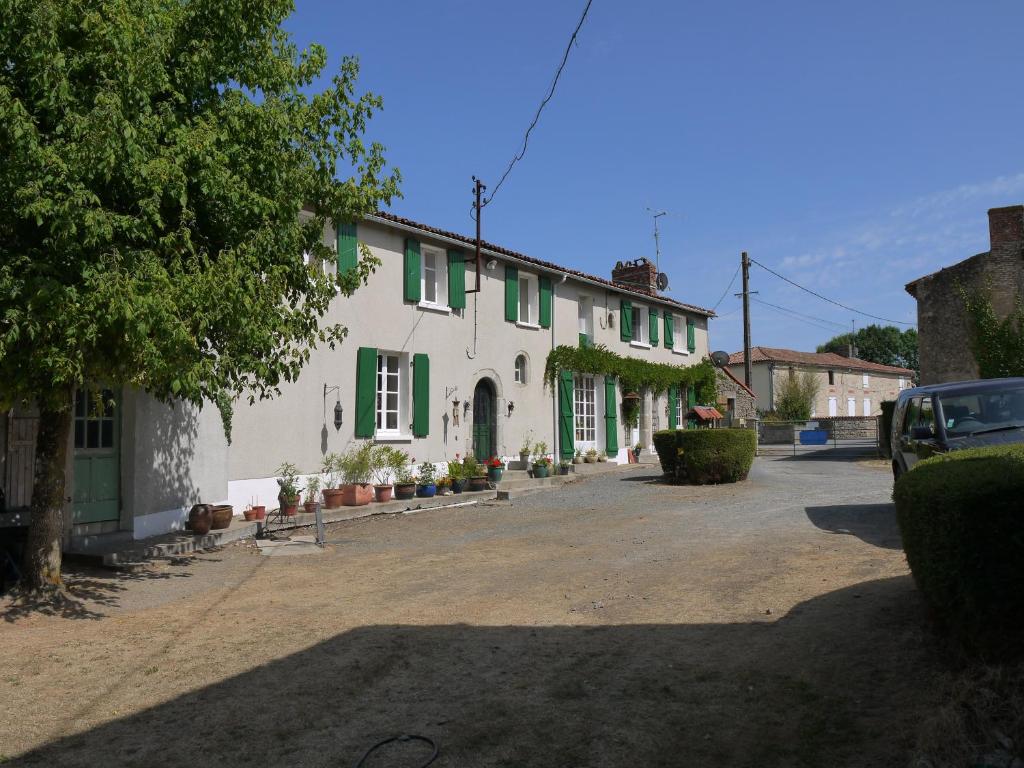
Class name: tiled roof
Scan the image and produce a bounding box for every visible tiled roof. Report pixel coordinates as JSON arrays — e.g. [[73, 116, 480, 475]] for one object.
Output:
[[369, 212, 715, 317], [727, 346, 914, 376]]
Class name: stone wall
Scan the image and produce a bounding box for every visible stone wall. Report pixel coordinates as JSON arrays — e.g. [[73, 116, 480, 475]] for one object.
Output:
[[715, 368, 757, 426], [907, 206, 1024, 385], [814, 416, 879, 440]]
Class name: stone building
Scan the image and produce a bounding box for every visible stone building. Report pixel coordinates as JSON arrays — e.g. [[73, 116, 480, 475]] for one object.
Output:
[[727, 347, 913, 417], [905, 205, 1024, 385], [715, 366, 757, 425]]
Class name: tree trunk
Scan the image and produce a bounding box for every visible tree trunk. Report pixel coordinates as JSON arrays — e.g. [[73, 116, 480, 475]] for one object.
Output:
[[21, 391, 74, 592]]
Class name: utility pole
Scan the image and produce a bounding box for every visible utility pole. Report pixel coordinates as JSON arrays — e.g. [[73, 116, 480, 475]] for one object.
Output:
[[741, 252, 752, 387], [466, 177, 486, 294]]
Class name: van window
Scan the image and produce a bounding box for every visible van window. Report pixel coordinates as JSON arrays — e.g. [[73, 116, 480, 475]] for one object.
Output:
[[903, 396, 935, 436]]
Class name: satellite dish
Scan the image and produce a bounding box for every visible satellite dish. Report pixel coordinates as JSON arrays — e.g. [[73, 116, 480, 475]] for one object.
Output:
[[710, 350, 730, 368], [656, 272, 669, 291]]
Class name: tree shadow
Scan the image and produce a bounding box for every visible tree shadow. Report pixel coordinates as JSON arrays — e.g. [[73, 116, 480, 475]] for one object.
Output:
[[805, 503, 903, 550], [6, 577, 946, 767], [774, 447, 880, 462]]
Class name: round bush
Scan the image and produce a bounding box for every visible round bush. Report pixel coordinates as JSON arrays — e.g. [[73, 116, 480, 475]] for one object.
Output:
[[893, 445, 1024, 658], [652, 430, 678, 476], [668, 429, 756, 484]]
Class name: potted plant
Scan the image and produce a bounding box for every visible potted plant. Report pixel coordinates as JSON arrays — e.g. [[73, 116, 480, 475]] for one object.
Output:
[[394, 462, 417, 500], [633, 443, 642, 460], [448, 459, 466, 494], [416, 461, 437, 498], [585, 448, 599, 464], [337, 442, 374, 506], [486, 456, 504, 483], [276, 462, 301, 516], [437, 474, 452, 495], [598, 451, 608, 463], [533, 455, 553, 478], [321, 453, 344, 509], [519, 431, 533, 466], [303, 475, 321, 514], [464, 455, 488, 491], [371, 445, 398, 503], [558, 460, 571, 475], [572, 449, 584, 465], [243, 502, 266, 521]]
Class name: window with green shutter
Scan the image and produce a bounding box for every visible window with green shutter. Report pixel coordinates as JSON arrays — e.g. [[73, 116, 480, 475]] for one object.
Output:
[[620, 300, 633, 341], [558, 369, 575, 460], [354, 347, 377, 438], [604, 377, 619, 455], [505, 265, 518, 322], [687, 318, 696, 352], [447, 250, 466, 309], [539, 276, 552, 328], [337, 221, 357, 276], [412, 353, 430, 437], [404, 239, 421, 303], [649, 310, 659, 347], [664, 312, 674, 349]]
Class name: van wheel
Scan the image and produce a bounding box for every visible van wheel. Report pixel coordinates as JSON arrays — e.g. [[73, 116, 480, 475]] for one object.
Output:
[[892, 461, 903, 482]]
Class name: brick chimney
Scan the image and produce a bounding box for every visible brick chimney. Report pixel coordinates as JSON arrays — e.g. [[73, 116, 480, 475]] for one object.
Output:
[[988, 205, 1024, 254], [612, 257, 657, 294]]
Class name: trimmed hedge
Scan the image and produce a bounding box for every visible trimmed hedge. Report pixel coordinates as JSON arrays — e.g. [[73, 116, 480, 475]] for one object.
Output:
[[879, 400, 897, 459], [893, 445, 1024, 658], [653, 428, 756, 484]]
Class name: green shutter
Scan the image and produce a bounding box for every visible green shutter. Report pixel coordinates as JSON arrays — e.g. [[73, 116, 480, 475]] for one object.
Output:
[[337, 221, 357, 276], [412, 353, 429, 437], [579, 333, 589, 348], [668, 386, 678, 430], [447, 250, 466, 309], [664, 312, 674, 349], [620, 300, 633, 341], [686, 384, 697, 429], [687, 318, 696, 352], [404, 239, 421, 303], [558, 369, 575, 461], [649, 310, 659, 347], [355, 347, 377, 438], [539, 276, 552, 328], [505, 265, 518, 322], [604, 377, 619, 455]]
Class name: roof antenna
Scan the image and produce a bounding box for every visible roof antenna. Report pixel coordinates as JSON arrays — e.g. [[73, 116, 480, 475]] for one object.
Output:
[[646, 208, 667, 272]]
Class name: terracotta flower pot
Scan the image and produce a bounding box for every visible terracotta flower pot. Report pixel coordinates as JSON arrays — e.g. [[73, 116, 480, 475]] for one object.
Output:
[[303, 501, 319, 515], [322, 488, 345, 509], [468, 476, 488, 492], [340, 483, 373, 506], [243, 506, 266, 521], [394, 482, 416, 500], [209, 504, 233, 530], [374, 484, 394, 503], [282, 503, 299, 516], [188, 504, 212, 535]]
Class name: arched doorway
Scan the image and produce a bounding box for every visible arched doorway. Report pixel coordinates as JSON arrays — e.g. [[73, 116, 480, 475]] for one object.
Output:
[[473, 378, 497, 462]]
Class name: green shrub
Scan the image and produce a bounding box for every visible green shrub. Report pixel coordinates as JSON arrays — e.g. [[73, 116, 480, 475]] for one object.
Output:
[[674, 429, 756, 484], [879, 400, 897, 459], [893, 445, 1024, 658], [652, 430, 678, 476]]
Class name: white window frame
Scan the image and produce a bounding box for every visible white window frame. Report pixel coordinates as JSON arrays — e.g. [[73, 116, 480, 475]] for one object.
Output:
[[828, 396, 838, 417], [419, 245, 448, 312], [674, 391, 683, 426], [672, 314, 688, 355], [574, 374, 597, 445], [898, 377, 906, 390], [862, 397, 871, 416], [862, 373, 870, 388], [375, 351, 409, 439], [630, 304, 650, 348], [847, 397, 856, 417], [514, 354, 528, 385], [578, 295, 594, 341], [517, 273, 539, 328]]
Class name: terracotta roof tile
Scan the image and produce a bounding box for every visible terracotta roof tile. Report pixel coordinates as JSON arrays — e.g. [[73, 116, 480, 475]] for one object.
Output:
[[727, 346, 914, 376], [368, 212, 715, 317]]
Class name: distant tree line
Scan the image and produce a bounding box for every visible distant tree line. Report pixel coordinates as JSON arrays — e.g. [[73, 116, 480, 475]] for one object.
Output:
[[817, 325, 918, 378]]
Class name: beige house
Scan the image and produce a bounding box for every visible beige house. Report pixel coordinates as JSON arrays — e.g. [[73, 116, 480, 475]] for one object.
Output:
[[727, 347, 913, 418], [1, 211, 714, 544]]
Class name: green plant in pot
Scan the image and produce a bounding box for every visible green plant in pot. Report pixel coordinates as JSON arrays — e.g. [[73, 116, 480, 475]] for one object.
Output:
[[371, 445, 400, 503], [304, 474, 321, 514], [486, 456, 504, 482], [337, 442, 374, 506], [559, 460, 571, 475], [321, 453, 344, 508], [532, 454, 553, 478], [276, 462, 300, 516], [416, 461, 437, 498], [463, 455, 488, 491], [394, 459, 416, 500], [573, 448, 583, 465], [585, 448, 598, 463], [448, 457, 466, 494], [519, 431, 534, 466]]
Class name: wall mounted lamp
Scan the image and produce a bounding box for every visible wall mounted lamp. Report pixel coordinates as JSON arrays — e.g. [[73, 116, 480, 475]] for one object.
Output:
[[324, 384, 343, 430], [485, 258, 498, 270], [463, 399, 472, 418]]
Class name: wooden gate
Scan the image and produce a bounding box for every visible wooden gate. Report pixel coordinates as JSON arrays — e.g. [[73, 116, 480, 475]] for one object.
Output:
[[5, 415, 38, 509]]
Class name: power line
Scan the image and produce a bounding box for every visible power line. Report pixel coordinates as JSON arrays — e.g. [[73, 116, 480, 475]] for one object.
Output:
[[748, 256, 916, 327], [750, 297, 848, 331], [751, 298, 851, 334], [482, 0, 594, 209], [711, 263, 741, 311]]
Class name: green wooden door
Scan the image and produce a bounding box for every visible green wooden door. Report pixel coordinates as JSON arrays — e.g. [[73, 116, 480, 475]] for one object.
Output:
[[72, 389, 120, 524], [472, 380, 495, 462]]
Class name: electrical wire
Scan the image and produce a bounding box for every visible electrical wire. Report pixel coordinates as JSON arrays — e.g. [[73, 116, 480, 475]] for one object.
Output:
[[748, 256, 916, 326], [751, 298, 853, 334], [481, 0, 594, 209], [710, 263, 741, 311], [750, 297, 849, 331]]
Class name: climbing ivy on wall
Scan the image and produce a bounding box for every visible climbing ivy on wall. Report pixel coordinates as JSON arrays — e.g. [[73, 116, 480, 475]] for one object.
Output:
[[959, 285, 1024, 378], [544, 344, 718, 402]]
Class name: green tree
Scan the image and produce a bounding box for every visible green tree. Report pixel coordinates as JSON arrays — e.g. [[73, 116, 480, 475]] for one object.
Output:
[[775, 371, 819, 421], [0, 0, 400, 592], [817, 325, 918, 376]]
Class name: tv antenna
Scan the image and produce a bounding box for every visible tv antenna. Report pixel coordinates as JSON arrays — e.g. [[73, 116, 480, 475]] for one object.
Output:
[[646, 208, 667, 272]]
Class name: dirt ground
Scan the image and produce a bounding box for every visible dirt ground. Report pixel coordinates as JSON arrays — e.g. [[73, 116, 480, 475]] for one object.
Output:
[[1, 456, 949, 767]]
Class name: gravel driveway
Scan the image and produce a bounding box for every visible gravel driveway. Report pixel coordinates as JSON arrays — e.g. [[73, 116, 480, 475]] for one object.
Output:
[[1, 456, 944, 767]]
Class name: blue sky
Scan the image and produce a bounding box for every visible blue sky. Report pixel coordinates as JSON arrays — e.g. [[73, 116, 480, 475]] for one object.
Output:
[[285, 0, 1024, 354]]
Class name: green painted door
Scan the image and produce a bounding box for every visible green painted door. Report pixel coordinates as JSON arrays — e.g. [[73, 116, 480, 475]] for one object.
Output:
[[72, 389, 120, 524], [472, 380, 495, 462]]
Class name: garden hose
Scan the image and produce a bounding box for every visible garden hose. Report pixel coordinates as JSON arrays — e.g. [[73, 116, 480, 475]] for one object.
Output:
[[353, 734, 438, 768]]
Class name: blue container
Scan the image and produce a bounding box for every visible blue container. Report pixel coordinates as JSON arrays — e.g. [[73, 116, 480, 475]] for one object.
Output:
[[416, 483, 437, 498], [799, 430, 828, 445]]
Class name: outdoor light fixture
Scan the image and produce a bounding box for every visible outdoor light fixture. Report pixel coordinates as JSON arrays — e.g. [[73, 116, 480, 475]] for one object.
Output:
[[463, 399, 472, 418], [333, 400, 344, 430], [485, 258, 498, 270], [507, 401, 515, 417], [324, 384, 343, 431]]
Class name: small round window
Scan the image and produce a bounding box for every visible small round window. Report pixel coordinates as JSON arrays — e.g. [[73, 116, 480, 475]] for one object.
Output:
[[514, 354, 528, 384]]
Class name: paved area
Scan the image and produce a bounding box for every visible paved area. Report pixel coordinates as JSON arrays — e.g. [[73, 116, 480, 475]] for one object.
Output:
[[1, 456, 945, 767]]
